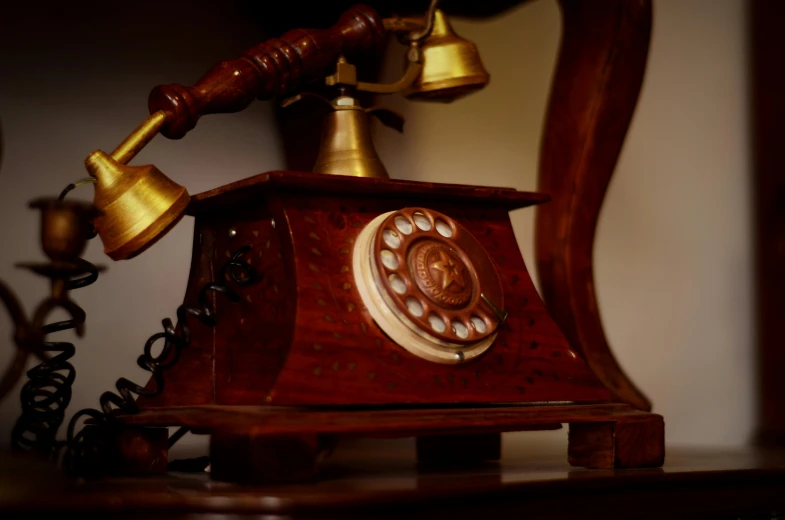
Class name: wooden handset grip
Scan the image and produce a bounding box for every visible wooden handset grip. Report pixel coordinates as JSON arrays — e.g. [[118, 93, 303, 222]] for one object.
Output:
[[148, 5, 387, 140]]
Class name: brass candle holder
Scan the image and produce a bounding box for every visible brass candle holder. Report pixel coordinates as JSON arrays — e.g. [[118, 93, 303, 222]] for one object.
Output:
[[0, 198, 100, 406]]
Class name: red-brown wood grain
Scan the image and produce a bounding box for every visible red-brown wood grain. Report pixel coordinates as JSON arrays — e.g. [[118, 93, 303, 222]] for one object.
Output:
[[535, 0, 653, 411], [269, 188, 610, 405], [186, 171, 550, 216], [139, 222, 218, 407], [139, 206, 294, 408], [212, 206, 296, 405], [133, 171, 665, 473], [121, 403, 654, 438], [148, 5, 386, 139], [121, 402, 665, 471], [568, 413, 664, 469], [141, 172, 613, 407]]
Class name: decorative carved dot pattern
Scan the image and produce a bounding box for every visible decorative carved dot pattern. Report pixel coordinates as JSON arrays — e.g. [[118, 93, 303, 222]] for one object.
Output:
[[147, 180, 613, 408]]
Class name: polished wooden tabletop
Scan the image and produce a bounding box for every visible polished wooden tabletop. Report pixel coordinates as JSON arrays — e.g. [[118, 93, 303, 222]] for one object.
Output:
[[2, 439, 785, 519]]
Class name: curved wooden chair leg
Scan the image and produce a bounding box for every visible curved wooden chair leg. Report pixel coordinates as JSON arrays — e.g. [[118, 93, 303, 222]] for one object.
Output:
[[535, 0, 653, 411]]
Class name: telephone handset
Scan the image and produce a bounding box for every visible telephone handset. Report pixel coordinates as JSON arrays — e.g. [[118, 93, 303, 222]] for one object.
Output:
[[353, 207, 504, 363]]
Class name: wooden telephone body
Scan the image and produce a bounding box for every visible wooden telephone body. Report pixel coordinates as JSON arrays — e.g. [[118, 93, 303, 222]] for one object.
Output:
[[106, 1, 661, 482], [142, 172, 611, 407], [127, 172, 664, 483]]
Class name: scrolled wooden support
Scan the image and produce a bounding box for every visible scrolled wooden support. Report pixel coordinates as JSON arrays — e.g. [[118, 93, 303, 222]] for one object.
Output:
[[148, 4, 387, 139], [535, 0, 653, 411]]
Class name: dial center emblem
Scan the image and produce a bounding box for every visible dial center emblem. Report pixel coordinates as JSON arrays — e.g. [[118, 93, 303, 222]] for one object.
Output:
[[431, 250, 466, 290], [410, 240, 473, 309]]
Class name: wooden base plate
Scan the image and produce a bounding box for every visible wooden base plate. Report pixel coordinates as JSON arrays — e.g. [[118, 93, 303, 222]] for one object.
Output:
[[116, 403, 664, 482]]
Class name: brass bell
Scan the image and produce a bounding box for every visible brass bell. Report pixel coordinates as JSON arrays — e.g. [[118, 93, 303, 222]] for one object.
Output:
[[313, 105, 389, 179], [84, 151, 190, 260], [404, 9, 490, 102], [295, 92, 403, 180]]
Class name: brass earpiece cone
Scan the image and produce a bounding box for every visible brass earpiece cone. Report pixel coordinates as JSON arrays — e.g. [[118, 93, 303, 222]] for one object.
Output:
[[85, 151, 190, 261], [404, 10, 490, 102]]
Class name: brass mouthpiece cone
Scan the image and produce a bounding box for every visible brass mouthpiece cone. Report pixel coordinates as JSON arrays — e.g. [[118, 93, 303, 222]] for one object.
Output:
[[85, 151, 190, 260]]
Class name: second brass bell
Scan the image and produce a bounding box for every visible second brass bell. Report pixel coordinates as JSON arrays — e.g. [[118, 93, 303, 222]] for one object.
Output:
[[404, 9, 490, 102]]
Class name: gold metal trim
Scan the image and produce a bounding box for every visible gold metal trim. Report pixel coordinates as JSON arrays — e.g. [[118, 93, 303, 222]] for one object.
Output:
[[110, 110, 167, 164]]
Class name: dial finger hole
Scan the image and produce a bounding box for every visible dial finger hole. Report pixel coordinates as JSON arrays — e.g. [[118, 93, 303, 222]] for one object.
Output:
[[405, 297, 424, 317], [383, 229, 401, 249], [380, 249, 399, 270], [394, 216, 413, 235], [389, 273, 407, 294], [428, 313, 446, 333], [470, 315, 487, 334], [435, 219, 453, 238], [413, 211, 432, 231], [452, 320, 469, 339]]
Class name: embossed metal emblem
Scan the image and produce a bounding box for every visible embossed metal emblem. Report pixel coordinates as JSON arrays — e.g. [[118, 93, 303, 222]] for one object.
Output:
[[410, 241, 472, 309]]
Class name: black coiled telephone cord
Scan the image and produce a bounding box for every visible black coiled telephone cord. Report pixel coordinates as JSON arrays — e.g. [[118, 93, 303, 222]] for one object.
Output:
[[9, 236, 258, 475]]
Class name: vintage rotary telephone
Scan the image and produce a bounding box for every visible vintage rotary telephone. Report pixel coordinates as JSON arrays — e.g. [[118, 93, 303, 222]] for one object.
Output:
[[0, 1, 663, 482]]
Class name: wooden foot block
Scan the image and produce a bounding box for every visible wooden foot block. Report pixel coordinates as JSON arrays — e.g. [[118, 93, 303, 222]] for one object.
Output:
[[417, 433, 501, 466], [81, 425, 168, 476], [210, 432, 320, 484], [568, 413, 664, 469]]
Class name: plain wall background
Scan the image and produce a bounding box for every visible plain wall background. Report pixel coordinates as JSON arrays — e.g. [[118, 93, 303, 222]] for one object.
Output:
[[0, 0, 752, 456]]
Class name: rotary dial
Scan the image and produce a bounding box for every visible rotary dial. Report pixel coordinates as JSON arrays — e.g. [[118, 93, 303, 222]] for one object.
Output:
[[353, 207, 504, 364]]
